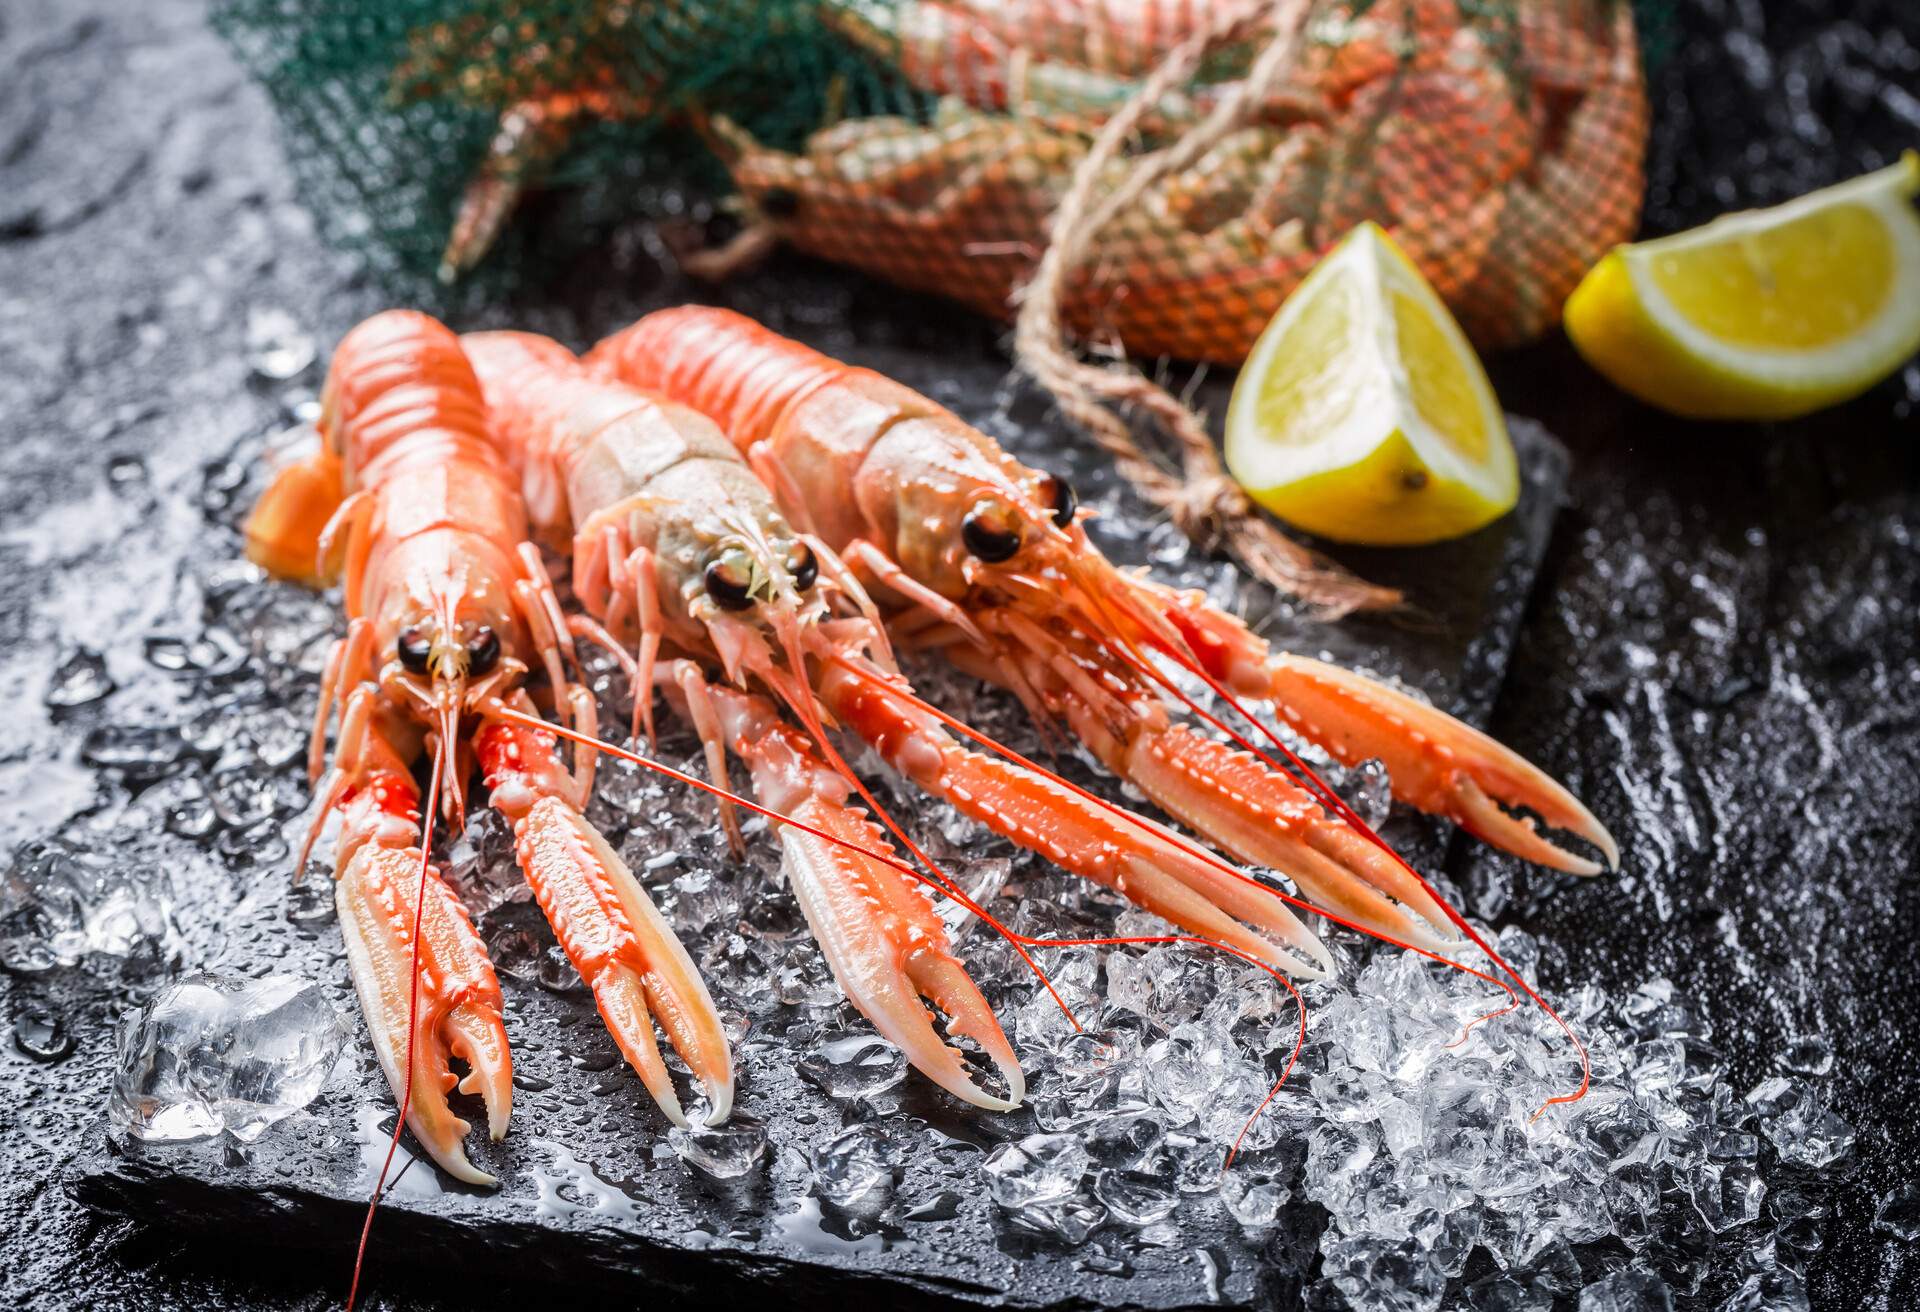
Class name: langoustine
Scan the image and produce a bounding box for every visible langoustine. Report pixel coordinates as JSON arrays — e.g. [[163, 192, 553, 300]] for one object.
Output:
[[462, 327, 1028, 1106], [242, 310, 733, 1181], [589, 307, 1618, 989]]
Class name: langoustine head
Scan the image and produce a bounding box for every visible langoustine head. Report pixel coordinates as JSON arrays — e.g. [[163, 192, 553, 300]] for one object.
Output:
[[318, 310, 538, 819]]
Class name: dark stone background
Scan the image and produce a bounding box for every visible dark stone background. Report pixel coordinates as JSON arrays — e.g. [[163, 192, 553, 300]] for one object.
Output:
[[2, 0, 1915, 1308]]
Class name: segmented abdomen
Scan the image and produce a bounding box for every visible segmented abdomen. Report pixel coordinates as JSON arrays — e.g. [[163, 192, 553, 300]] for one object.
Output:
[[587, 306, 850, 451], [324, 310, 508, 494], [320, 310, 529, 608]]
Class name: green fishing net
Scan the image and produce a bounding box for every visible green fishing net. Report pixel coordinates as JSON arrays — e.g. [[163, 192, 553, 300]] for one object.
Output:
[[215, 0, 1667, 360]]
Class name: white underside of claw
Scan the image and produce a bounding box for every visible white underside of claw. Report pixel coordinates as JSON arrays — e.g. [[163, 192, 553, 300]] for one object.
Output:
[[778, 802, 1024, 1112], [335, 845, 511, 1187]]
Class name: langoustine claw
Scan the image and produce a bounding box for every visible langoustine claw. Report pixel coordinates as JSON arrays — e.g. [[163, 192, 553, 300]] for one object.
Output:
[[698, 679, 1024, 1110], [336, 842, 512, 1185], [1154, 587, 1621, 876], [479, 713, 735, 1125]]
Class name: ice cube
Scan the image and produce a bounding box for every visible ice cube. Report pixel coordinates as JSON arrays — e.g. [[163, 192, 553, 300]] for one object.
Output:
[[665, 868, 739, 934], [1104, 951, 1155, 1020], [1754, 1084, 1854, 1168], [774, 941, 843, 1008], [1219, 1167, 1289, 1228], [1053, 1029, 1135, 1084], [1691, 1161, 1766, 1232], [1306, 1120, 1382, 1216], [1082, 1111, 1167, 1169], [1153, 1131, 1229, 1195], [1090, 1167, 1178, 1226], [0, 840, 181, 976], [1318, 1234, 1447, 1312], [1873, 1182, 1920, 1241], [667, 1120, 767, 1179], [1142, 952, 1219, 1030], [1005, 1193, 1105, 1245], [441, 808, 526, 918], [1576, 1268, 1673, 1312], [108, 974, 348, 1143], [810, 1124, 900, 1208], [1203, 1066, 1285, 1153], [1143, 1021, 1232, 1124], [1718, 1270, 1809, 1312], [1705, 1126, 1758, 1161], [933, 856, 1011, 940], [1777, 1036, 1832, 1076], [1464, 1273, 1555, 1312], [1311, 1066, 1395, 1123], [1347, 758, 1393, 828], [798, 1031, 908, 1100], [982, 1133, 1090, 1209]]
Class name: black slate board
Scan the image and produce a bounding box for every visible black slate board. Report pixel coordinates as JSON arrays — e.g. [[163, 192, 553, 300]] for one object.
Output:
[[64, 364, 1567, 1309]]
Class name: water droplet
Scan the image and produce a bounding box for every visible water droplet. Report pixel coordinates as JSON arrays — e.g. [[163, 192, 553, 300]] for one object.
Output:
[[246, 307, 316, 381], [44, 647, 113, 709], [80, 724, 186, 776], [285, 878, 334, 927], [13, 1010, 75, 1061], [798, 1032, 908, 1100]]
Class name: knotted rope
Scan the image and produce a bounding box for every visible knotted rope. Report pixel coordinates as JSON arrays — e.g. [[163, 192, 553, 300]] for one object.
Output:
[[1012, 0, 1402, 616]]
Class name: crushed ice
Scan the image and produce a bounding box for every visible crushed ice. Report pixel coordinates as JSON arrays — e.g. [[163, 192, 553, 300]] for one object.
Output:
[[483, 641, 1858, 1306]]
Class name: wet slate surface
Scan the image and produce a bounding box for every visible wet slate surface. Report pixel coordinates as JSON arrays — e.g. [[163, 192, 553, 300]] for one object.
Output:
[[2, 1, 1918, 1310]]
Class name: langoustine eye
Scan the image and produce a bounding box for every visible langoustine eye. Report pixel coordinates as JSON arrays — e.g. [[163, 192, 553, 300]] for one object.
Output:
[[962, 501, 1022, 562], [1040, 472, 1077, 528], [465, 626, 500, 675], [397, 627, 432, 675], [787, 543, 818, 591], [705, 547, 757, 610]]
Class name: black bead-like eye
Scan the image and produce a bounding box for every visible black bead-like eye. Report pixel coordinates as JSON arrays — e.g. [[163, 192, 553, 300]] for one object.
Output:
[[759, 186, 800, 220], [1042, 472, 1077, 528], [962, 502, 1022, 562], [466, 626, 500, 676], [706, 552, 756, 610], [397, 628, 431, 675], [788, 543, 818, 591]]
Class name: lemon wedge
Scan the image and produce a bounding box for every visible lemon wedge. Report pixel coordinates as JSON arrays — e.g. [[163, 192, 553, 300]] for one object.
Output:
[[1224, 222, 1517, 547], [1566, 153, 1920, 420]]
